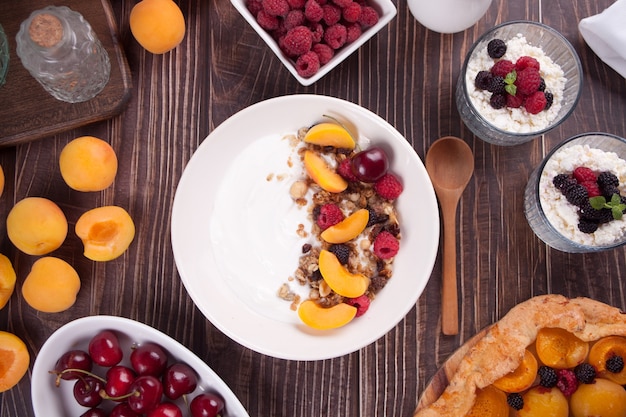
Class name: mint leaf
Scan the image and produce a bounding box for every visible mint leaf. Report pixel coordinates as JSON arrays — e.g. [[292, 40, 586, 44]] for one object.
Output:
[[505, 84, 517, 95], [504, 71, 517, 84], [590, 196, 607, 210], [613, 207, 623, 220], [589, 194, 626, 220]]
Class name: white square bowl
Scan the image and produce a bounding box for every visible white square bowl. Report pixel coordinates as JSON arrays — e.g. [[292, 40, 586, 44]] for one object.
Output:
[[230, 0, 397, 86]]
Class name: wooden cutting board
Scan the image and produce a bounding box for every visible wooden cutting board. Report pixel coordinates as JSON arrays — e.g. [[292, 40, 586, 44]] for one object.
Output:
[[0, 0, 131, 146]]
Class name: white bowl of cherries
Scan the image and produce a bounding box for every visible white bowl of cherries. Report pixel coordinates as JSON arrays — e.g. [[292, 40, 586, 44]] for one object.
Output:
[[31, 316, 250, 417]]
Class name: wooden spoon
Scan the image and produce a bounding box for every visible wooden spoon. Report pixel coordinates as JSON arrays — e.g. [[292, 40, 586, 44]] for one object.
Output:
[[425, 137, 474, 335]]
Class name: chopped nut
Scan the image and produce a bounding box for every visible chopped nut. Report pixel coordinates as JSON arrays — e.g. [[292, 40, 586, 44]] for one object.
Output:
[[318, 280, 331, 297], [290, 181, 308, 199]]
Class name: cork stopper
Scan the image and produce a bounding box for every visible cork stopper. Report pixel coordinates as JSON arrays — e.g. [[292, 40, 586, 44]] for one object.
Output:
[[28, 13, 63, 48]]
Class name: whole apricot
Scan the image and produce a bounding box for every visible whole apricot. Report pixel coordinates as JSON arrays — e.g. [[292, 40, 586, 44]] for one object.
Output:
[[466, 385, 508, 417], [569, 378, 626, 417], [22, 257, 80, 313], [0, 254, 16, 310], [0, 331, 30, 392], [75, 206, 135, 261], [6, 197, 68, 255], [517, 386, 568, 417], [130, 0, 186, 54], [59, 136, 118, 191]]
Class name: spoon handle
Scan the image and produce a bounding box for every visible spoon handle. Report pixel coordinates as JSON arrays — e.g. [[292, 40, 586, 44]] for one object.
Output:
[[441, 202, 459, 335]]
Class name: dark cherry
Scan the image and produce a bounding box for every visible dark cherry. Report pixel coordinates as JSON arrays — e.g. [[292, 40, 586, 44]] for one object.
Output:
[[189, 392, 225, 417], [73, 376, 104, 408], [110, 403, 141, 417], [146, 402, 183, 417], [105, 365, 137, 400], [53, 350, 93, 381], [130, 342, 168, 377], [163, 362, 198, 399], [127, 375, 163, 413], [350, 146, 389, 183], [80, 408, 107, 417], [89, 330, 123, 367]]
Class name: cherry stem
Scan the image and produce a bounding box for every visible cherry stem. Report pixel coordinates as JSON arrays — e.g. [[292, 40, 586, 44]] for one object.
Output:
[[49, 368, 106, 387], [98, 389, 139, 402]]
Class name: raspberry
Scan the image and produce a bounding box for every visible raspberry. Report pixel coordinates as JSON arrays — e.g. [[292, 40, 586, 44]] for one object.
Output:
[[373, 231, 399, 259], [606, 355, 624, 373], [262, 0, 290, 16], [490, 59, 515, 78], [487, 39, 506, 59], [309, 22, 324, 43], [315, 203, 344, 229], [287, 0, 306, 8], [524, 90, 547, 114], [312, 42, 334, 65], [358, 6, 379, 27], [506, 393, 524, 411], [574, 363, 596, 384], [337, 157, 358, 181], [342, 2, 362, 22], [282, 26, 313, 56], [246, 0, 264, 16], [284, 10, 306, 30], [538, 366, 558, 388], [573, 167, 597, 183], [295, 50, 320, 77], [331, 0, 352, 7], [581, 180, 601, 197], [474, 70, 492, 90], [304, 0, 324, 22], [515, 67, 542, 95], [328, 244, 351, 264], [322, 4, 342, 25], [506, 93, 524, 109], [515, 55, 540, 71], [374, 173, 403, 200], [345, 22, 362, 43], [345, 294, 370, 317], [556, 369, 578, 397], [489, 93, 507, 109], [323, 24, 347, 49], [256, 10, 280, 30]]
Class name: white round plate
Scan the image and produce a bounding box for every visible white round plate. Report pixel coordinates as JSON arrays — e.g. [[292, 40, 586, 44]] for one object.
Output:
[[31, 316, 249, 417], [171, 94, 439, 361]]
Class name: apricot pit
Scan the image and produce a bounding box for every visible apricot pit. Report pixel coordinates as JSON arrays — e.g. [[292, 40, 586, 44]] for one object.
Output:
[[303, 150, 348, 193], [318, 249, 369, 298], [6, 197, 68, 255], [75, 206, 135, 261], [22, 257, 80, 313], [304, 123, 356, 149], [59, 136, 118, 191], [320, 208, 369, 244], [297, 300, 357, 330]]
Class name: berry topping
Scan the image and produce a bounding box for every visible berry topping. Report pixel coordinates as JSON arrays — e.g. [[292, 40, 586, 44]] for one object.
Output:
[[544, 91, 554, 110], [474, 70, 492, 90], [515, 67, 542, 96], [606, 355, 625, 373], [578, 219, 599, 234], [345, 294, 370, 317], [556, 368, 578, 397], [506, 392, 524, 411], [515, 55, 540, 71], [581, 180, 601, 197], [552, 174, 577, 192], [523, 90, 547, 114], [337, 158, 358, 181], [538, 77, 546, 91], [328, 244, 350, 264], [573, 363, 596, 384], [486, 76, 506, 94], [489, 93, 507, 109], [564, 183, 588, 207], [573, 167, 597, 183], [487, 38, 506, 59], [538, 365, 558, 388], [315, 203, 344, 230], [366, 207, 388, 227], [373, 230, 399, 259], [597, 171, 620, 192], [374, 173, 403, 200], [490, 59, 515, 78], [506, 93, 524, 109]]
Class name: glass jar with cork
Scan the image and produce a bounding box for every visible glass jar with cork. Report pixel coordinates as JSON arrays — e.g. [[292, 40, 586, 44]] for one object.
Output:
[[16, 5, 111, 103]]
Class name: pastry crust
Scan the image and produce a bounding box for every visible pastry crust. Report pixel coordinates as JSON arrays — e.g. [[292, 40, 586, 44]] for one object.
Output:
[[414, 294, 626, 417]]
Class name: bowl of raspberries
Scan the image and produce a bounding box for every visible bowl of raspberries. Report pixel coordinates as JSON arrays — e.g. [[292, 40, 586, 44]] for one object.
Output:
[[456, 21, 582, 146], [231, 0, 396, 85]]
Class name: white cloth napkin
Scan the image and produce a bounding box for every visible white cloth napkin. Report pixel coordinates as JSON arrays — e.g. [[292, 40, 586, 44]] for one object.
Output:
[[579, 0, 626, 78]]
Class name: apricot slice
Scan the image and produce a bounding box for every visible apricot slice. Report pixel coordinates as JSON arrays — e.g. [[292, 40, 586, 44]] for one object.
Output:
[[320, 209, 369, 243], [22, 257, 80, 313], [303, 150, 348, 193], [588, 336, 626, 384], [6, 197, 68, 255], [75, 206, 135, 261], [59, 136, 118, 192], [297, 300, 357, 330], [517, 386, 568, 417], [130, 0, 186, 54], [569, 378, 626, 417], [0, 254, 16, 310], [535, 327, 589, 369], [466, 385, 508, 417], [492, 349, 538, 393], [304, 123, 356, 149], [318, 250, 369, 298], [0, 331, 30, 392]]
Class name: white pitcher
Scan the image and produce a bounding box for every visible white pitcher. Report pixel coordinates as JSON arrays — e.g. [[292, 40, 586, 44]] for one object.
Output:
[[407, 0, 493, 33]]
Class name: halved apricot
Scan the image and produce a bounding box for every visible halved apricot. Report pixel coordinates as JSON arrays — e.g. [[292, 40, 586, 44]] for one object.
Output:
[[466, 385, 508, 417], [518, 386, 568, 417], [75, 206, 135, 261], [6, 197, 68, 255], [320, 208, 369, 243], [303, 150, 348, 193], [22, 257, 81, 313], [492, 349, 538, 393], [318, 250, 369, 298], [0, 331, 29, 392], [588, 336, 626, 384], [0, 164, 4, 198], [304, 123, 356, 149], [297, 300, 357, 330], [0, 254, 16, 310], [535, 327, 589, 369], [570, 378, 626, 417]]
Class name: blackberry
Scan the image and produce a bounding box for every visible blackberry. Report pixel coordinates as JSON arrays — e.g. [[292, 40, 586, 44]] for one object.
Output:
[[597, 171, 620, 189], [475, 70, 492, 90], [328, 244, 350, 265], [309, 269, 322, 282], [366, 208, 388, 227], [538, 365, 558, 388], [578, 219, 599, 234], [574, 363, 596, 384], [552, 174, 576, 192], [544, 91, 554, 110], [602, 185, 621, 199], [606, 355, 625, 373], [506, 393, 524, 410], [489, 93, 507, 109], [580, 202, 613, 223], [487, 38, 507, 58], [538, 77, 546, 91], [564, 183, 589, 207], [487, 75, 506, 94]]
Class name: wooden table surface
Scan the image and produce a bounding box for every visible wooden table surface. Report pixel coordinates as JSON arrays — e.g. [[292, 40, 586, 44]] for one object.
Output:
[[1, 0, 625, 416]]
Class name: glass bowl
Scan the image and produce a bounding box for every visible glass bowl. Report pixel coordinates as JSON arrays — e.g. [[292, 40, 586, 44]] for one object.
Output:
[[0, 24, 8, 86], [456, 20, 582, 146], [524, 133, 626, 253]]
